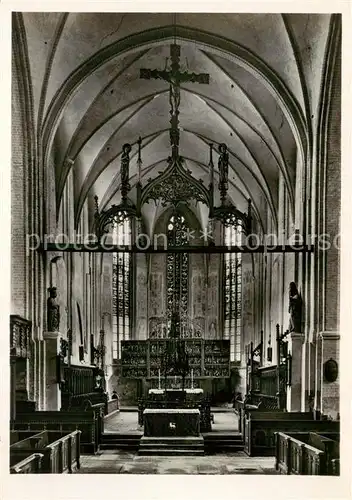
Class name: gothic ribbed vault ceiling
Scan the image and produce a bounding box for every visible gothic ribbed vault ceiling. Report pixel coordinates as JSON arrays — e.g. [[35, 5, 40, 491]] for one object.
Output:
[[20, 12, 333, 233]]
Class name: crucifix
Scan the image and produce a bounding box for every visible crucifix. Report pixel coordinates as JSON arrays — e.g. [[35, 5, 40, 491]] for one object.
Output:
[[140, 44, 209, 158]]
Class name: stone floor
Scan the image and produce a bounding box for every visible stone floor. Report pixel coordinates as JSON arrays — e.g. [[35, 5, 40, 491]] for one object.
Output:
[[78, 409, 277, 474], [78, 450, 277, 474]]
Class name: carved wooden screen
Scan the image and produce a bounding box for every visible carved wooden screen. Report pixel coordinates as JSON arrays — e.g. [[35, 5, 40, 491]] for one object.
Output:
[[166, 213, 189, 334], [112, 217, 132, 359], [224, 223, 243, 361]]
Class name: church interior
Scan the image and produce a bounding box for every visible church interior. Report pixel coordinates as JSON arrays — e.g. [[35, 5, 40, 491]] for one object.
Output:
[[9, 12, 341, 475]]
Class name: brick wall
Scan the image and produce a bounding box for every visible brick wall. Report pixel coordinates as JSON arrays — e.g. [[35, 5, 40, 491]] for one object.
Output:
[[324, 52, 341, 332], [11, 53, 27, 316]]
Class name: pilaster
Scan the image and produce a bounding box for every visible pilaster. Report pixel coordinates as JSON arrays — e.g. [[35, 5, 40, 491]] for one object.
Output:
[[286, 332, 304, 412], [318, 331, 340, 419], [43, 331, 61, 411]]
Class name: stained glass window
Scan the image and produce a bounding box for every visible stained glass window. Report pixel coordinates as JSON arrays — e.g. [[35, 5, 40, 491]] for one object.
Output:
[[224, 222, 243, 361], [112, 216, 132, 360], [167, 213, 189, 335]]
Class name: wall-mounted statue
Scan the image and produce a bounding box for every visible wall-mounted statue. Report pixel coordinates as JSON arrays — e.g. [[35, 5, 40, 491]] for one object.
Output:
[[47, 286, 60, 332], [288, 282, 302, 333], [218, 143, 229, 203], [120, 143, 132, 200]]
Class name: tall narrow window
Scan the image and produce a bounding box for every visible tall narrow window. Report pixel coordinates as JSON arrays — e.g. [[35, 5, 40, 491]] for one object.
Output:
[[167, 213, 189, 334], [224, 223, 242, 361], [112, 216, 131, 360]]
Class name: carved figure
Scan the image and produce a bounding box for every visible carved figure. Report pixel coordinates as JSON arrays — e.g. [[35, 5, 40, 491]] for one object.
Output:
[[47, 287, 60, 332], [288, 282, 302, 332], [120, 143, 132, 193], [218, 143, 229, 187]]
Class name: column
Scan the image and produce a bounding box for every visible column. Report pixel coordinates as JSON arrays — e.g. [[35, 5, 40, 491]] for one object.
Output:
[[286, 332, 304, 412], [43, 331, 62, 411]]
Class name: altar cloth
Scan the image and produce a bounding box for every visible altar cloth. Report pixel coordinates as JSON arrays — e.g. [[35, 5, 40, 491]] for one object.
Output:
[[143, 408, 200, 437]]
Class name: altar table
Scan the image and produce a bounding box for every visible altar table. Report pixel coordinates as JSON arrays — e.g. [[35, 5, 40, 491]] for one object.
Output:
[[143, 408, 200, 437]]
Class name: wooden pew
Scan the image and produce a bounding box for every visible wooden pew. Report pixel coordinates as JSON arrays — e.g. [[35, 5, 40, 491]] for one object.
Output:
[[10, 431, 43, 445], [244, 411, 339, 456], [11, 403, 105, 454], [10, 430, 81, 473], [236, 393, 280, 435], [10, 453, 44, 474], [275, 431, 340, 475], [63, 391, 108, 414]]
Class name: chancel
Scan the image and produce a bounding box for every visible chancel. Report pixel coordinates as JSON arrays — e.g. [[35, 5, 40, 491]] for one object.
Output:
[[9, 12, 341, 476]]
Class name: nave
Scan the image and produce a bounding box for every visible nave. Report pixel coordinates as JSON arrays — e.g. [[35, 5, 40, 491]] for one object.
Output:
[[9, 11, 342, 481]]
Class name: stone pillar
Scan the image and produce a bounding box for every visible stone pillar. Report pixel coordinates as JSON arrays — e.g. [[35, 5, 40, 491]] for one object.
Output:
[[39, 340, 46, 410], [43, 331, 61, 411], [286, 332, 304, 412], [319, 332, 340, 419]]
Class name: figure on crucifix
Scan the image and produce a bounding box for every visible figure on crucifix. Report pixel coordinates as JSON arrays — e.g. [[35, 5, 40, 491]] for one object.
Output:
[[140, 44, 209, 156]]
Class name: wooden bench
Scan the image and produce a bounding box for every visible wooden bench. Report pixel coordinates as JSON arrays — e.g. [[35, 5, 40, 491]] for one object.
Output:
[[10, 430, 81, 473], [244, 411, 339, 456], [10, 453, 44, 474], [62, 391, 108, 414], [275, 431, 340, 475], [10, 431, 43, 445], [11, 403, 105, 454], [236, 393, 280, 434]]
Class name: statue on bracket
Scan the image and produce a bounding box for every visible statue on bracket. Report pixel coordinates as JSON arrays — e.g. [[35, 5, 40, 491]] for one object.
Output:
[[288, 282, 302, 333], [47, 286, 60, 332], [218, 143, 229, 203], [120, 143, 132, 200]]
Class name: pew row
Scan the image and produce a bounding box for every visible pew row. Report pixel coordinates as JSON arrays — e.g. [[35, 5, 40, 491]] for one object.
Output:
[[11, 403, 105, 454], [10, 431, 43, 445], [275, 431, 340, 475], [243, 411, 339, 456], [10, 430, 81, 473], [10, 453, 44, 474]]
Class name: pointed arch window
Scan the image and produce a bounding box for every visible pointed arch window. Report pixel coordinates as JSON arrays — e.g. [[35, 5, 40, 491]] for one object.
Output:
[[224, 222, 243, 361], [166, 213, 189, 333], [112, 216, 132, 359]]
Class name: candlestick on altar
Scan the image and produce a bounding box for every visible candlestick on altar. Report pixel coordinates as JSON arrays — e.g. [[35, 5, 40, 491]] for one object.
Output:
[[191, 369, 194, 389], [174, 375, 177, 386], [158, 369, 161, 390]]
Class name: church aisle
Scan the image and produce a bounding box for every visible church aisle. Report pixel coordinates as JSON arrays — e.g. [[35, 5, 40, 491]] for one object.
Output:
[[77, 450, 277, 474]]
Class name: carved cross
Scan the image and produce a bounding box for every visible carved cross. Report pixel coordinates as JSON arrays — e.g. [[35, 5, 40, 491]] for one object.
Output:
[[140, 44, 209, 157]]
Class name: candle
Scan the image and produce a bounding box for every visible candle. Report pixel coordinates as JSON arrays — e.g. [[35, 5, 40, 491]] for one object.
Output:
[[158, 369, 161, 390], [191, 369, 194, 389]]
